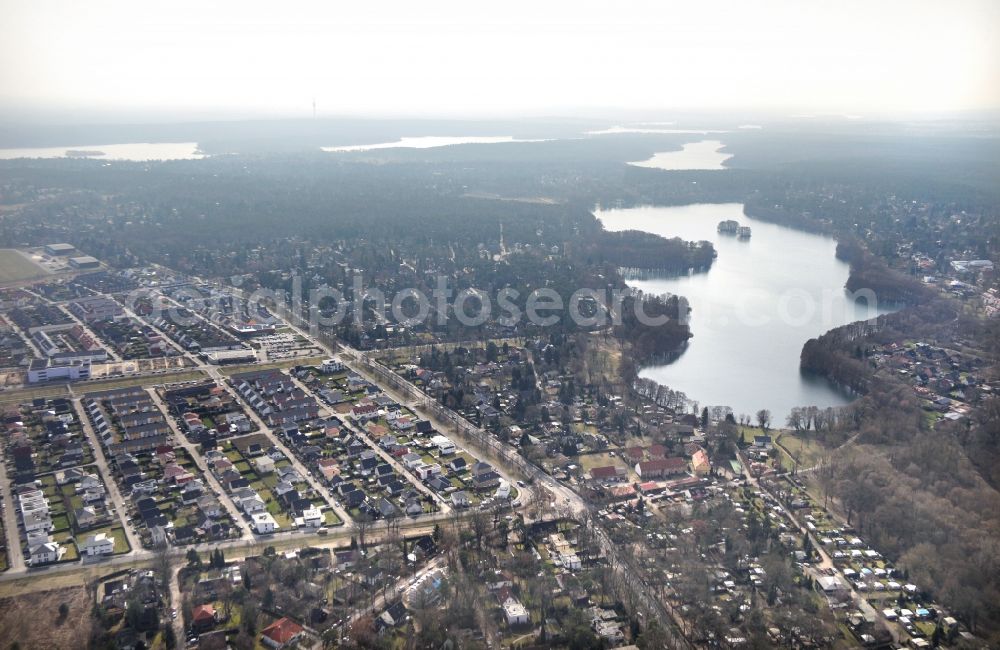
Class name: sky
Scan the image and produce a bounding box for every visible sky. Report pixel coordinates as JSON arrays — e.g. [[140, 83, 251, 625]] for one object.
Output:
[[1, 0, 998, 121]]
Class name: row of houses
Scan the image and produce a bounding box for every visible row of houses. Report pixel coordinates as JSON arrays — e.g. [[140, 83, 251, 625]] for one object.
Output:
[[232, 369, 321, 426], [84, 387, 171, 456]]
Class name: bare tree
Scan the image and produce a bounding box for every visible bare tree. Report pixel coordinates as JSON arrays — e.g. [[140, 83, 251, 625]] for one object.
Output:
[[756, 409, 771, 430], [469, 507, 489, 551]]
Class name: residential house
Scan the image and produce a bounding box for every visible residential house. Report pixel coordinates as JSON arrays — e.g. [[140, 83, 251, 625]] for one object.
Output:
[[253, 512, 279, 534], [317, 458, 340, 481], [379, 601, 408, 630], [255, 455, 275, 474], [502, 597, 529, 626], [241, 494, 267, 514], [198, 496, 223, 519], [260, 617, 304, 649], [191, 604, 217, 631], [81, 532, 115, 556], [690, 449, 711, 475], [29, 541, 62, 565], [589, 465, 626, 482], [635, 457, 688, 479]]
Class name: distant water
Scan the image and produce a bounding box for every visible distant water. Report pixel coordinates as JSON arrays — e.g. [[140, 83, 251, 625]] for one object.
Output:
[[628, 139, 732, 171], [587, 126, 728, 135], [322, 136, 546, 152], [596, 202, 895, 422], [0, 142, 203, 161]]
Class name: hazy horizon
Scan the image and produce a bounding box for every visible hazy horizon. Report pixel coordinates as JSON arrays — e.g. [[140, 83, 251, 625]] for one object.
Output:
[[2, 0, 999, 124]]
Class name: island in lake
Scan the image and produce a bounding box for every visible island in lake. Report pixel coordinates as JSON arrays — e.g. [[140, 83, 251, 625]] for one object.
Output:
[[65, 150, 106, 158]]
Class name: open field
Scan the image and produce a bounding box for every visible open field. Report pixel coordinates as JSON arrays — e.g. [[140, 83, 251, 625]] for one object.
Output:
[[0, 585, 95, 648], [0, 249, 48, 283], [0, 369, 207, 406], [578, 451, 629, 475], [775, 431, 826, 469]]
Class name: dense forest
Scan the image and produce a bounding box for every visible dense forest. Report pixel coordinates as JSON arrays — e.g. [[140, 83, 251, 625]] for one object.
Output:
[[576, 230, 715, 274]]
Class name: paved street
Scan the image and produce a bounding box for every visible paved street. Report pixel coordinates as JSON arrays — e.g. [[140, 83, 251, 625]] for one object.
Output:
[[72, 393, 144, 554], [0, 449, 25, 571], [144, 388, 253, 539]]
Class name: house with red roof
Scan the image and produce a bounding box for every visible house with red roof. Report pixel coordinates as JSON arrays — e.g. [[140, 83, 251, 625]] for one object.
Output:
[[191, 603, 217, 630], [588, 465, 626, 482], [690, 449, 711, 474], [261, 617, 304, 648], [635, 457, 688, 479], [607, 485, 636, 501], [638, 481, 665, 495], [317, 458, 340, 481], [647, 444, 668, 458], [625, 446, 645, 462]]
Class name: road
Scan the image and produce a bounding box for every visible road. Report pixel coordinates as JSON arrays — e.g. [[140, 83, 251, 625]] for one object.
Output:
[[0, 508, 452, 589], [200, 370, 352, 526], [736, 450, 888, 641], [259, 298, 690, 645], [341, 347, 692, 647], [71, 393, 144, 553], [0, 448, 25, 571], [4, 276, 688, 647], [287, 377, 452, 514], [143, 388, 253, 539], [169, 563, 184, 643]]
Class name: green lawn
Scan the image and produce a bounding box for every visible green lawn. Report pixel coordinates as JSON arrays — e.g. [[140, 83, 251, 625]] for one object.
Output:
[[775, 432, 825, 469], [76, 525, 131, 554], [0, 249, 48, 283], [578, 452, 627, 473], [59, 544, 79, 562]]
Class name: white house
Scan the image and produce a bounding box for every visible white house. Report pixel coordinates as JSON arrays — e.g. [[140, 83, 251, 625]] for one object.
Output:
[[241, 494, 267, 514], [253, 512, 279, 534], [198, 496, 222, 519], [81, 532, 115, 556], [431, 435, 456, 455], [254, 456, 276, 474], [300, 506, 323, 527], [416, 464, 441, 480], [77, 474, 102, 492], [558, 552, 582, 570], [321, 358, 345, 374], [28, 542, 62, 565], [22, 509, 53, 534], [502, 598, 529, 625], [402, 453, 424, 470]]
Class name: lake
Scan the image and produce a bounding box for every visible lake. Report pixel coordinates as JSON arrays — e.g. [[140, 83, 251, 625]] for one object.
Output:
[[0, 142, 203, 161], [323, 135, 546, 152], [628, 139, 732, 171], [596, 202, 894, 422]]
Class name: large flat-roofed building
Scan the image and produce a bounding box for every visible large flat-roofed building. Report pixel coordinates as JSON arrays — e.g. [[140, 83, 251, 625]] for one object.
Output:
[[203, 348, 257, 365], [44, 243, 76, 256], [27, 358, 91, 383], [69, 255, 100, 270], [68, 296, 124, 322]]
